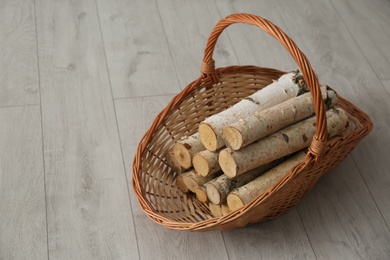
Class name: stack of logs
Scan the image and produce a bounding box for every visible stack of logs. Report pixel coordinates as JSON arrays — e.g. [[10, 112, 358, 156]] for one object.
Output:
[[166, 69, 352, 217]]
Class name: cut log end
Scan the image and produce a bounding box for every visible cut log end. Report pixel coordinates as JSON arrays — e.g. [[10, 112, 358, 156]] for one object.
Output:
[[173, 143, 192, 169], [165, 149, 185, 174], [199, 123, 218, 152], [192, 153, 210, 177], [219, 149, 238, 178], [205, 183, 221, 205], [195, 187, 208, 203], [221, 203, 231, 216], [222, 126, 243, 150], [176, 175, 188, 193], [209, 203, 222, 218], [182, 175, 199, 193], [227, 193, 244, 212]]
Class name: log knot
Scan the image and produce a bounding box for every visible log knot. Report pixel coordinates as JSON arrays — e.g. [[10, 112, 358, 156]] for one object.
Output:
[[308, 136, 327, 158]]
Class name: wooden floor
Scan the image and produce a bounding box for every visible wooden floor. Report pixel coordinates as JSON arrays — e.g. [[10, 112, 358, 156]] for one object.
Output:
[[1, 0, 389, 259]]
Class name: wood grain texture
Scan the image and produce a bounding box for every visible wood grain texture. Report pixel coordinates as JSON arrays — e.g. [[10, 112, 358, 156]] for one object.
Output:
[[274, 0, 390, 258], [0, 0, 388, 258], [297, 156, 390, 259], [115, 96, 229, 260], [0, 0, 39, 106], [215, 0, 296, 71], [157, 0, 238, 87], [35, 0, 138, 258], [330, 0, 390, 80], [382, 79, 390, 95], [0, 106, 47, 259], [222, 210, 316, 260], [97, 0, 180, 98]]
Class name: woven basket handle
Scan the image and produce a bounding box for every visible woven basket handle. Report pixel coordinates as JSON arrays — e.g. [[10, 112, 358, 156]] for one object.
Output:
[[201, 13, 328, 158]]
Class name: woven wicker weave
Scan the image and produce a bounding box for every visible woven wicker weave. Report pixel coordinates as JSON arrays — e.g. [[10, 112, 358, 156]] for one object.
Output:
[[132, 13, 373, 231]]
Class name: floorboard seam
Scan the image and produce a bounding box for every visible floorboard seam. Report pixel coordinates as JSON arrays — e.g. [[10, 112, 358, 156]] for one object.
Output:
[[94, 1, 141, 258], [328, 0, 390, 87], [350, 154, 390, 232], [32, 0, 50, 259], [155, 0, 189, 90]]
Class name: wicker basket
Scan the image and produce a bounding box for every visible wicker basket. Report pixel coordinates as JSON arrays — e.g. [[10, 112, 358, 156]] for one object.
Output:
[[132, 13, 373, 231]]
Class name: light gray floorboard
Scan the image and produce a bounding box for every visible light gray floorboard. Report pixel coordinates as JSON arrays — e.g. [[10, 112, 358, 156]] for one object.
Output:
[[330, 0, 390, 80], [157, 0, 238, 87], [1, 0, 390, 259], [97, 0, 180, 98], [297, 156, 390, 259], [0, 0, 39, 106], [0, 106, 48, 259], [382, 79, 390, 95], [115, 95, 229, 260], [273, 0, 390, 258], [35, 0, 138, 258], [215, 0, 296, 71], [222, 209, 316, 260]]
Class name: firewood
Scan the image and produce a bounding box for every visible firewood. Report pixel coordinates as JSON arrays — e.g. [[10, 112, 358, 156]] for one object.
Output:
[[221, 203, 231, 216], [175, 174, 188, 193], [192, 150, 221, 177], [223, 86, 338, 150], [209, 202, 222, 218], [195, 186, 208, 203], [165, 149, 185, 174], [219, 108, 350, 178], [204, 159, 282, 204], [182, 170, 222, 193], [199, 70, 307, 151], [173, 133, 204, 169], [227, 152, 306, 211]]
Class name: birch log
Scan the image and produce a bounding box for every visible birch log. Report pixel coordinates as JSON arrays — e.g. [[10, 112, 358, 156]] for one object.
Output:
[[176, 174, 188, 193], [227, 151, 306, 211], [195, 186, 208, 203], [209, 203, 222, 218], [219, 108, 350, 178], [173, 133, 204, 169], [199, 70, 306, 151], [221, 203, 231, 216], [223, 86, 338, 150], [182, 170, 222, 193], [205, 159, 282, 204], [165, 149, 185, 174], [192, 150, 221, 177]]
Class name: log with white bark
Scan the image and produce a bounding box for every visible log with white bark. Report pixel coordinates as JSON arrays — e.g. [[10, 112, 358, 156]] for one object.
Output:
[[165, 149, 185, 174], [199, 70, 307, 151], [205, 159, 283, 204], [195, 186, 208, 203], [227, 151, 306, 211], [173, 133, 204, 169], [192, 150, 221, 177], [219, 108, 350, 178], [223, 86, 338, 150], [182, 170, 222, 193]]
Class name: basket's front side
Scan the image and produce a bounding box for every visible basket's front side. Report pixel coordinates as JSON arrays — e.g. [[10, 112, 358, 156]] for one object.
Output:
[[132, 66, 373, 231]]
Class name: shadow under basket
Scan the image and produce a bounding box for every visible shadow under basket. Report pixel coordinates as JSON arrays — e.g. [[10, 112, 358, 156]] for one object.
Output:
[[132, 14, 373, 231]]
